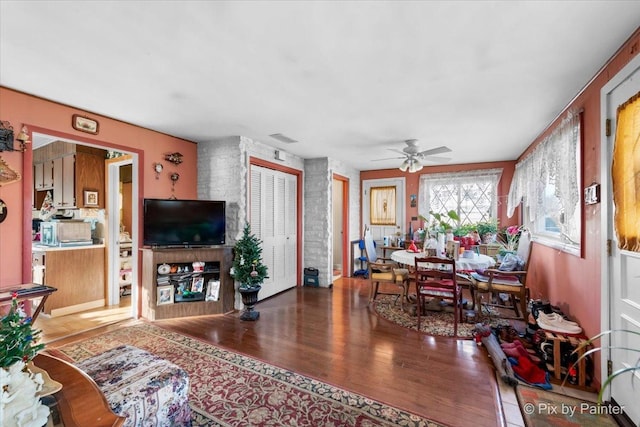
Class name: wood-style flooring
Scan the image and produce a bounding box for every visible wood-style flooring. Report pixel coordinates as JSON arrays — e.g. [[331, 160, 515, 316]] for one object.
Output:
[[42, 278, 509, 427]]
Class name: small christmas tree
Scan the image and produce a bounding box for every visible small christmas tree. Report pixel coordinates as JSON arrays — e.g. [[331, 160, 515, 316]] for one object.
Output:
[[0, 294, 45, 368], [232, 223, 268, 289]]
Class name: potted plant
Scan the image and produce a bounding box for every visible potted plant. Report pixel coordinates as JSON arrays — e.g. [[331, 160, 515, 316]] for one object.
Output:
[[475, 219, 499, 243], [231, 223, 268, 321], [419, 210, 460, 234]]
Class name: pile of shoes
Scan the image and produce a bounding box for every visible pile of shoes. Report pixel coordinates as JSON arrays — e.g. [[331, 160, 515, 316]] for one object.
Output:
[[494, 325, 552, 389], [528, 299, 582, 335]]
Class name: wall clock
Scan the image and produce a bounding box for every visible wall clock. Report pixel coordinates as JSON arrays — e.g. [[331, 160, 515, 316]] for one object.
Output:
[[153, 163, 163, 179]]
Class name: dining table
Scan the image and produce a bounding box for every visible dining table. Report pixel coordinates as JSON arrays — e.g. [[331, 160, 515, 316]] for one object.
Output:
[[390, 249, 496, 271]]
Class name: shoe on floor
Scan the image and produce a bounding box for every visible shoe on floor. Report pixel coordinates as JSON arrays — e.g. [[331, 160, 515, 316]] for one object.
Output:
[[537, 312, 580, 326], [537, 316, 582, 334]]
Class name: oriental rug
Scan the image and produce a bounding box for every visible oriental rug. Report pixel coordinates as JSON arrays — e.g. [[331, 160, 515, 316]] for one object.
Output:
[[47, 323, 445, 427], [516, 385, 618, 427], [373, 295, 509, 338]]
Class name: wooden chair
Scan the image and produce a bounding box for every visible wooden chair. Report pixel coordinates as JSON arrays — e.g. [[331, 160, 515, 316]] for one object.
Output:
[[414, 256, 462, 336], [469, 230, 532, 320], [363, 226, 410, 310]]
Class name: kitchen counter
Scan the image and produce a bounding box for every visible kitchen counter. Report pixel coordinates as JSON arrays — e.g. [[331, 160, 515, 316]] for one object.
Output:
[[31, 245, 106, 316], [33, 243, 105, 251]]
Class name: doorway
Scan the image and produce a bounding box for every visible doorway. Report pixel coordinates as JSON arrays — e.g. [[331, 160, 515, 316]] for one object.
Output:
[[30, 132, 138, 336], [362, 178, 405, 250], [332, 174, 349, 279]]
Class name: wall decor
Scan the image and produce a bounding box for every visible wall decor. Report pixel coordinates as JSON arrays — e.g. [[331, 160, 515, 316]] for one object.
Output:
[[72, 114, 99, 134], [153, 162, 163, 179], [164, 152, 183, 165], [83, 190, 99, 207], [0, 156, 21, 186], [0, 120, 14, 151], [0, 199, 7, 223]]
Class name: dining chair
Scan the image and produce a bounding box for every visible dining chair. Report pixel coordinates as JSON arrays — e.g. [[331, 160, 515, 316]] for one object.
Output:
[[414, 256, 462, 336], [469, 230, 532, 320], [363, 225, 411, 310]]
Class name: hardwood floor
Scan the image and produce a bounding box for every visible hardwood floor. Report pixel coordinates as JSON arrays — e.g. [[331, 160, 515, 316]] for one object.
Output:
[[43, 278, 507, 427]]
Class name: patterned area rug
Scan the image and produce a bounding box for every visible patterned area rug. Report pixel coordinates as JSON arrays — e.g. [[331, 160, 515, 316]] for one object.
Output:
[[373, 295, 509, 338], [48, 323, 446, 427], [516, 385, 618, 427]]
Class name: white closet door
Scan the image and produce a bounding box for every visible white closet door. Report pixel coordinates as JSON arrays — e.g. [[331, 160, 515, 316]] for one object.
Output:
[[250, 165, 297, 300]]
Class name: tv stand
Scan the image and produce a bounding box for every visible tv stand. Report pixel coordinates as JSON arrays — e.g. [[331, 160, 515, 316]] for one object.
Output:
[[141, 247, 234, 320]]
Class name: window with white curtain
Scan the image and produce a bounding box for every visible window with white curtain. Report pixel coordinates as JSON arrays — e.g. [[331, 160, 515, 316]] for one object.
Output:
[[419, 168, 503, 226], [507, 111, 581, 252]]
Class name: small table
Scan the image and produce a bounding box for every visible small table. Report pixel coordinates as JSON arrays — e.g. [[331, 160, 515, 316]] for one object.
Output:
[[390, 250, 496, 271], [0, 284, 57, 322]]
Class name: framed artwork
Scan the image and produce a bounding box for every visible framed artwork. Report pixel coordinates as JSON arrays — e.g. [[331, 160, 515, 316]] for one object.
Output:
[[191, 276, 204, 293], [410, 194, 417, 208], [84, 190, 98, 207], [205, 279, 220, 301], [370, 186, 396, 225], [72, 114, 99, 134], [157, 285, 174, 305]]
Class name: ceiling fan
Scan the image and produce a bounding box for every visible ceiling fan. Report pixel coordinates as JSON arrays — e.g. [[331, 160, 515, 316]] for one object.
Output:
[[373, 139, 452, 172]]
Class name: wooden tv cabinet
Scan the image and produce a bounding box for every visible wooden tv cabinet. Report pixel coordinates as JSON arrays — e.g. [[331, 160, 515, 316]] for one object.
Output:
[[141, 247, 234, 320]]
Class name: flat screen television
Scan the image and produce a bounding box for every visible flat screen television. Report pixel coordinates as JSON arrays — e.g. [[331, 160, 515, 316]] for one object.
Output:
[[143, 199, 226, 247]]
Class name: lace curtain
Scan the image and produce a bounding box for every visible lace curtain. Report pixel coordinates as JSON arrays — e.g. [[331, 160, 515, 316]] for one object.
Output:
[[370, 186, 396, 225], [507, 111, 581, 242], [612, 92, 640, 252], [419, 168, 503, 222]]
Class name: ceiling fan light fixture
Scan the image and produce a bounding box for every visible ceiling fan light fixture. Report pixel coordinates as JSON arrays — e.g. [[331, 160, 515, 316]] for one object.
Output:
[[399, 159, 410, 172]]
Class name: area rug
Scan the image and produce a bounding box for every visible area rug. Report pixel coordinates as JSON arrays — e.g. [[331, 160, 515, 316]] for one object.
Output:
[[373, 295, 509, 338], [47, 323, 446, 427], [516, 385, 618, 427]]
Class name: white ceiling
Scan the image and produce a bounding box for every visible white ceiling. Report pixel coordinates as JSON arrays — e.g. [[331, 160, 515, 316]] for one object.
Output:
[[1, 1, 639, 171]]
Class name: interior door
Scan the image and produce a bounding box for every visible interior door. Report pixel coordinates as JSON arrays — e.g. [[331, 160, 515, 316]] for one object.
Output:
[[362, 178, 405, 250], [250, 165, 297, 300], [603, 55, 640, 423]]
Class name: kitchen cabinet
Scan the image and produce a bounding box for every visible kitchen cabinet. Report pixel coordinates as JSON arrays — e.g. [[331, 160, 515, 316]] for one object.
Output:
[[33, 143, 106, 209], [53, 155, 76, 208], [34, 161, 53, 190]]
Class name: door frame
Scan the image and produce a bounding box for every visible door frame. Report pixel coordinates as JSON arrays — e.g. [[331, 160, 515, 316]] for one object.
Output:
[[599, 52, 640, 401], [333, 173, 350, 277], [106, 155, 138, 313]]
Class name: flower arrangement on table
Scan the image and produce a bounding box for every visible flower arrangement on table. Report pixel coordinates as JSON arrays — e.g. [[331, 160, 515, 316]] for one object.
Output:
[[1, 294, 50, 427]]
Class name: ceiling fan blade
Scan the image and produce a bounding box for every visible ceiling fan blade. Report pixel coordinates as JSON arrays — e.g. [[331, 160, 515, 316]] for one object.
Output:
[[422, 156, 452, 163], [417, 146, 452, 157], [387, 148, 409, 156], [371, 156, 405, 162]]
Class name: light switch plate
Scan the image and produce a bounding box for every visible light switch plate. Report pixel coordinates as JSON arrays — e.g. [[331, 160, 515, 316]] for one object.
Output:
[[584, 183, 600, 205]]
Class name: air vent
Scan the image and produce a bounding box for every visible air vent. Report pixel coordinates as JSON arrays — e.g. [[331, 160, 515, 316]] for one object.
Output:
[[269, 133, 299, 144]]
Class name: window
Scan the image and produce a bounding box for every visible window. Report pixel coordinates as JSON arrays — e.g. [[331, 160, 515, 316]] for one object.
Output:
[[419, 168, 503, 227], [507, 111, 581, 252]]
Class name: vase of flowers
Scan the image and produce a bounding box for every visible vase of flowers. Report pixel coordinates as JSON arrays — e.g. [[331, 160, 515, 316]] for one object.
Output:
[[1, 294, 50, 427], [498, 225, 525, 255], [232, 223, 269, 321]]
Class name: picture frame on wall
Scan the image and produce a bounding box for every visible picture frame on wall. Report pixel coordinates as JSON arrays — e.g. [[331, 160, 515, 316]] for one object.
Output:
[[157, 285, 174, 305], [72, 114, 99, 134], [83, 190, 99, 207]]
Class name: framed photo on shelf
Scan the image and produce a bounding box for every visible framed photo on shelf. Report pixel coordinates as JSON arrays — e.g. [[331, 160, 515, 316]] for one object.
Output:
[[157, 285, 174, 305], [191, 276, 204, 293], [205, 279, 220, 301]]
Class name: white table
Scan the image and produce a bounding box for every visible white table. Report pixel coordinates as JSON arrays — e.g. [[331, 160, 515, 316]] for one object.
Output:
[[390, 250, 496, 271]]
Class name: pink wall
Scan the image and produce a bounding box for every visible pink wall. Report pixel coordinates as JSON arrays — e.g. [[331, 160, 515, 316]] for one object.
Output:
[[360, 160, 520, 233], [0, 87, 198, 289], [523, 28, 640, 346]]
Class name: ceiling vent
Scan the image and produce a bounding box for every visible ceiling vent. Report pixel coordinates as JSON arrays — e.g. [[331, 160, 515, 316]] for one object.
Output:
[[269, 133, 299, 144]]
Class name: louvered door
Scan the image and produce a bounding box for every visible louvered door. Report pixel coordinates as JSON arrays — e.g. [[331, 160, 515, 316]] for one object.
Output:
[[250, 165, 297, 300]]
